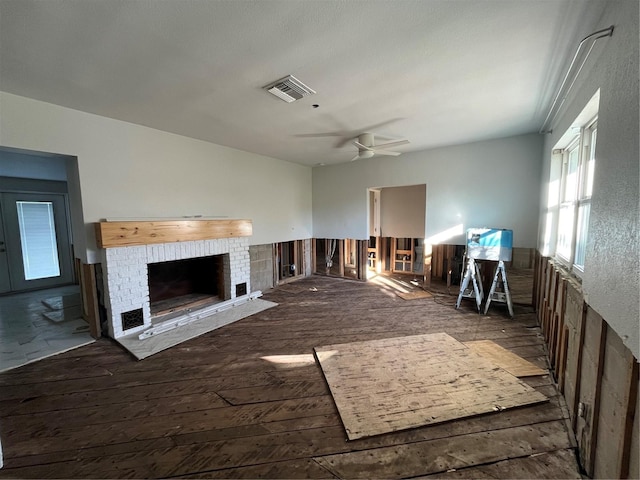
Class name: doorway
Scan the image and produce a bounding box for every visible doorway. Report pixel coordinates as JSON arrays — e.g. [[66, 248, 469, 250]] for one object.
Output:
[[0, 147, 89, 373], [367, 184, 427, 281], [0, 191, 74, 293]]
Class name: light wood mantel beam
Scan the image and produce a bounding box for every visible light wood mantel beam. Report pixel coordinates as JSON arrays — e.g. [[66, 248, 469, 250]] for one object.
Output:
[[95, 219, 252, 248]]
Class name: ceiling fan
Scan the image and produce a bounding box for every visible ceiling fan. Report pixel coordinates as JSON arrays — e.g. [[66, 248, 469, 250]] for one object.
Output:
[[351, 133, 409, 161], [295, 118, 403, 146]]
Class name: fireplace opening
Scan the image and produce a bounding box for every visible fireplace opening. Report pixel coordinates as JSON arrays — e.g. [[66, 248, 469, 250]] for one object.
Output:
[[148, 255, 226, 319]]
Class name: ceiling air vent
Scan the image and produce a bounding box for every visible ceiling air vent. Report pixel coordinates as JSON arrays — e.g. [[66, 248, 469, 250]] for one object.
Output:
[[265, 75, 316, 103]]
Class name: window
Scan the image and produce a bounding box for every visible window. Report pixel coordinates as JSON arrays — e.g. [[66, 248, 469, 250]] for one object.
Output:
[[554, 118, 597, 273], [16, 201, 61, 280]]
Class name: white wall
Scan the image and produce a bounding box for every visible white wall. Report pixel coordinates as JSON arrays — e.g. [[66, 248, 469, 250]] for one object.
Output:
[[380, 185, 426, 238], [313, 133, 542, 247], [538, 0, 639, 359], [0, 93, 313, 263]]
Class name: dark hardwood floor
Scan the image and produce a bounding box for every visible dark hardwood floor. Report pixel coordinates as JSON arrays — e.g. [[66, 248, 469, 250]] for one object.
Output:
[[0, 271, 582, 479]]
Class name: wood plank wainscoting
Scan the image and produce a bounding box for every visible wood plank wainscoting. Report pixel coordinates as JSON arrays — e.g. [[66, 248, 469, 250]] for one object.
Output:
[[534, 252, 639, 479], [77, 261, 101, 339]]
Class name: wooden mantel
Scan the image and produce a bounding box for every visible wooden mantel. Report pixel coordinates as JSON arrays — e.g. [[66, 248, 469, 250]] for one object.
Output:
[[95, 219, 252, 248]]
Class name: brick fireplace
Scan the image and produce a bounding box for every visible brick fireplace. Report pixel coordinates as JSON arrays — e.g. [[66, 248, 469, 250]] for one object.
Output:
[[96, 220, 252, 339]]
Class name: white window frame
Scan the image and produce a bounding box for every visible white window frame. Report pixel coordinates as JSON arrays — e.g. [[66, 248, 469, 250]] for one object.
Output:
[[554, 117, 597, 275]]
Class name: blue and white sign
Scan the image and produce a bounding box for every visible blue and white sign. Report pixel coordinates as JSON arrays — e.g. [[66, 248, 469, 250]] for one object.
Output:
[[466, 228, 513, 261]]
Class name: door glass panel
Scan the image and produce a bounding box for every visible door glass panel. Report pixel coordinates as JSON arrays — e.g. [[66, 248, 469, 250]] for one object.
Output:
[[16, 201, 61, 280]]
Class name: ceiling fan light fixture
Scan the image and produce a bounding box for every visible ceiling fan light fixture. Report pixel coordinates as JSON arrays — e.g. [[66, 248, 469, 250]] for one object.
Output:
[[350, 132, 409, 161]]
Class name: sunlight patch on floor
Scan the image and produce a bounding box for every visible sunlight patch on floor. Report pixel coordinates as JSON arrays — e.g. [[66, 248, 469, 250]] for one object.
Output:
[[260, 353, 316, 365], [368, 273, 413, 293]]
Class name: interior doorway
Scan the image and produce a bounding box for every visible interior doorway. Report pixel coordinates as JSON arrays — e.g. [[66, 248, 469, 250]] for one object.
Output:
[[0, 147, 89, 372], [367, 184, 427, 282]]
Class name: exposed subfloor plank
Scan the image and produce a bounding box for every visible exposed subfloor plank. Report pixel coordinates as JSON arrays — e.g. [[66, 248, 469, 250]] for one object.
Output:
[[0, 272, 580, 479], [419, 448, 582, 479], [313, 420, 573, 479]]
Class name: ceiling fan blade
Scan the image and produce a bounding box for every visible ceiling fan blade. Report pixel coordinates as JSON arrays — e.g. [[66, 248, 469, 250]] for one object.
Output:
[[336, 136, 359, 148], [295, 113, 352, 139], [350, 154, 361, 162], [374, 139, 409, 149], [353, 140, 373, 151], [358, 118, 404, 134], [334, 118, 404, 148], [372, 149, 402, 157], [294, 132, 346, 138]]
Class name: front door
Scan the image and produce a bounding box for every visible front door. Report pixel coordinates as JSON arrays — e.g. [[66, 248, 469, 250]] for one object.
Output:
[[0, 192, 74, 292]]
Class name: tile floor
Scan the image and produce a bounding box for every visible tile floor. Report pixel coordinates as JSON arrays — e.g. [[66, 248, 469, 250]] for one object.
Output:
[[0, 285, 95, 373]]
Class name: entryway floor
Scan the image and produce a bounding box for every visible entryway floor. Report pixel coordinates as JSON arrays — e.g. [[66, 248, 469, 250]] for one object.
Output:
[[0, 285, 94, 373]]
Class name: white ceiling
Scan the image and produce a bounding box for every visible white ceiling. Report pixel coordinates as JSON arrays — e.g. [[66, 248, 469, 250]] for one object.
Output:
[[0, 0, 599, 166]]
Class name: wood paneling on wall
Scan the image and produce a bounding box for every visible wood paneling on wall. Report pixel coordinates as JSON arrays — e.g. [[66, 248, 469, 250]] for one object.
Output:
[[563, 279, 586, 421], [629, 389, 640, 479], [534, 254, 638, 479], [576, 307, 606, 476], [79, 262, 101, 339], [594, 325, 638, 479]]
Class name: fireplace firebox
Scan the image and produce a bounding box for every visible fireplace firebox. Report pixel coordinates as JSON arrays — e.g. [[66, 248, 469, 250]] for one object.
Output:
[[148, 254, 227, 318]]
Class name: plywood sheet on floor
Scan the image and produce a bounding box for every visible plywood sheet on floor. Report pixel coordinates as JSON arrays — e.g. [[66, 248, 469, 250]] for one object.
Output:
[[314, 333, 547, 440], [397, 290, 432, 300], [118, 299, 278, 360], [463, 339, 548, 377]]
